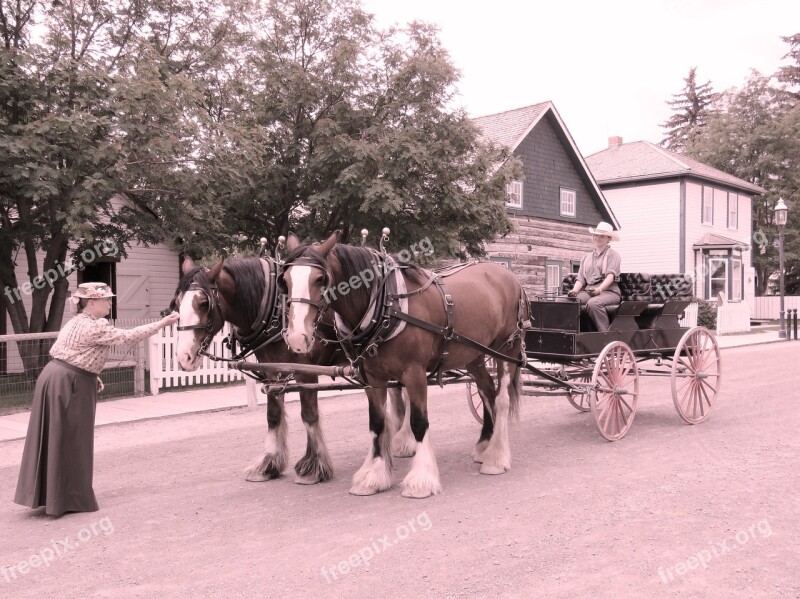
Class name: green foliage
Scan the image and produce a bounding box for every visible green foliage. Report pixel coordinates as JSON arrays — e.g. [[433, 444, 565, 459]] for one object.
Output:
[[694, 297, 717, 330], [660, 67, 717, 151], [1, 0, 514, 347]]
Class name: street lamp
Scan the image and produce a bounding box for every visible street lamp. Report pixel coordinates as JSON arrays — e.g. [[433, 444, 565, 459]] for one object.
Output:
[[775, 198, 788, 339]]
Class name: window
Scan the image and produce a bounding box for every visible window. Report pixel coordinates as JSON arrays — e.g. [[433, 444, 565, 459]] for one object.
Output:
[[731, 258, 742, 300], [490, 257, 511, 269], [728, 194, 738, 229], [702, 186, 714, 224], [708, 257, 727, 300], [506, 180, 522, 208], [570, 260, 581, 273], [545, 261, 562, 296], [560, 188, 576, 217]]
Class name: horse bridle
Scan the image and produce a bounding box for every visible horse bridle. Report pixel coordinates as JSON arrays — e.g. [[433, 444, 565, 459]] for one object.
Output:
[[176, 280, 222, 357], [280, 252, 333, 338]]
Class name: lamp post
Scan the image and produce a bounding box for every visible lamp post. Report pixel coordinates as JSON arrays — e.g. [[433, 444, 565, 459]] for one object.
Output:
[[775, 198, 788, 339]]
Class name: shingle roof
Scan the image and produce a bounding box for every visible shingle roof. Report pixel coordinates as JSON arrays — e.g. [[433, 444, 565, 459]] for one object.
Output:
[[472, 103, 550, 149], [585, 141, 765, 195]]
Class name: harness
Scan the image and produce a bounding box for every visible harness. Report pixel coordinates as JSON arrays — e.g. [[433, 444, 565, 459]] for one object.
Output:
[[177, 258, 285, 363], [284, 249, 528, 385]]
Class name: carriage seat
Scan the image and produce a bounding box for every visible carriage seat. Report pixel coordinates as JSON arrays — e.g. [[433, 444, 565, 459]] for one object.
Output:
[[557, 272, 694, 330]]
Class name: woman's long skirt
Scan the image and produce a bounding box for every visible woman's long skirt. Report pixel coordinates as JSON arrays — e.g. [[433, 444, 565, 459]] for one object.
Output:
[[14, 359, 99, 516]]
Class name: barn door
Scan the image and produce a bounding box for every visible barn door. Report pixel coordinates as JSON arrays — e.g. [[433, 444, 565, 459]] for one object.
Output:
[[116, 273, 151, 320]]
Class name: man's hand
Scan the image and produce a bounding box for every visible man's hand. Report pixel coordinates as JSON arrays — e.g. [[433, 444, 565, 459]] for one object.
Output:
[[97, 378, 105, 393], [589, 288, 602, 297], [566, 290, 577, 298]]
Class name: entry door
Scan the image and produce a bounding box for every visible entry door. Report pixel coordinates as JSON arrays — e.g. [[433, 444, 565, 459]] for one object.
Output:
[[116, 273, 151, 320]]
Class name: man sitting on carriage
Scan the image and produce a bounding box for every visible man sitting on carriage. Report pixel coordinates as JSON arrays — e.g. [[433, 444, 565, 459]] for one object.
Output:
[[567, 221, 622, 332]]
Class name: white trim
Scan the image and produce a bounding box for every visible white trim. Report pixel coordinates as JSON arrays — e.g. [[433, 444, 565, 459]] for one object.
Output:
[[560, 187, 576, 217], [505, 180, 523, 208]]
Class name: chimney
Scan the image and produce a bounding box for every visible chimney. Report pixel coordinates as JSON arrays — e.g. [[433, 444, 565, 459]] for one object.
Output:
[[608, 136, 623, 148]]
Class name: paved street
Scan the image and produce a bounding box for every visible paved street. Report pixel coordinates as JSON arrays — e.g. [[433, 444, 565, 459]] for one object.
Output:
[[1, 342, 799, 598]]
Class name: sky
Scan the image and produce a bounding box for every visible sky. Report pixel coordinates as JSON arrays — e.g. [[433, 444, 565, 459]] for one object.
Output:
[[361, 0, 800, 156]]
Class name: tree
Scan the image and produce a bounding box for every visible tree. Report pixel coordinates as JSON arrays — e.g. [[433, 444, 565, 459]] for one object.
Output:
[[683, 73, 800, 295], [193, 0, 518, 257], [660, 67, 716, 151], [776, 33, 800, 98], [0, 0, 239, 370]]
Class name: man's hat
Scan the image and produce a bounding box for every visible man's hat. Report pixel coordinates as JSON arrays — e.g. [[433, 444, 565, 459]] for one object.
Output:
[[588, 221, 621, 241]]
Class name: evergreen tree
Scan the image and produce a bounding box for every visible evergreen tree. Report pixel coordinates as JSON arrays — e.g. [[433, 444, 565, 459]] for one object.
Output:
[[660, 67, 716, 151]]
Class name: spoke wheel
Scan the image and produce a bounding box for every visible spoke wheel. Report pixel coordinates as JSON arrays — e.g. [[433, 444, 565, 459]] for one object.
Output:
[[465, 357, 495, 424], [590, 342, 639, 441], [566, 368, 593, 412], [671, 326, 721, 424]]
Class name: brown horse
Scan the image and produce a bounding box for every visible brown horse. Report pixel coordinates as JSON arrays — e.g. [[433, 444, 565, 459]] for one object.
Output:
[[173, 256, 347, 484], [282, 232, 527, 498]]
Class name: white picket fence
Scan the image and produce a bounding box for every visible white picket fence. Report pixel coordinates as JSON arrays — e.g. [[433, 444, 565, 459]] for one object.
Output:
[[716, 301, 751, 335], [678, 302, 699, 328], [148, 323, 251, 395], [750, 296, 800, 320]]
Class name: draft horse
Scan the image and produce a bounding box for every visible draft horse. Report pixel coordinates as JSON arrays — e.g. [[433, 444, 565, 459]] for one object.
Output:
[[173, 256, 343, 484], [282, 232, 528, 498]]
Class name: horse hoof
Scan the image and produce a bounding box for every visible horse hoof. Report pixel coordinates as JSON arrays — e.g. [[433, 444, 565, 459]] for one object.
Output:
[[393, 447, 416, 458], [349, 485, 379, 496], [245, 472, 275, 482], [479, 463, 509, 475], [401, 487, 433, 499], [294, 473, 320, 485]]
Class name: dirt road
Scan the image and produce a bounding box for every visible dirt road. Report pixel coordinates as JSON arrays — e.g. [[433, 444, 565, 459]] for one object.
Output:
[[1, 342, 799, 598]]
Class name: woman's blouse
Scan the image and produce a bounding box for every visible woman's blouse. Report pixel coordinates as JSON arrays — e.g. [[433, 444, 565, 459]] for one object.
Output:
[[49, 313, 163, 374]]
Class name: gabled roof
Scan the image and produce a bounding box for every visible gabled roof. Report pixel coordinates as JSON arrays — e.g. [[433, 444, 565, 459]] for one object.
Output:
[[693, 232, 751, 250], [586, 141, 766, 195], [472, 102, 619, 229]]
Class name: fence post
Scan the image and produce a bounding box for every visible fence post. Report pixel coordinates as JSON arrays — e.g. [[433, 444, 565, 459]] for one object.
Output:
[[793, 309, 798, 340], [134, 338, 145, 395], [148, 333, 161, 396]]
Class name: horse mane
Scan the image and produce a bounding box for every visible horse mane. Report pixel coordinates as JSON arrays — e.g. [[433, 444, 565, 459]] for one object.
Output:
[[172, 257, 266, 329], [222, 257, 266, 327]]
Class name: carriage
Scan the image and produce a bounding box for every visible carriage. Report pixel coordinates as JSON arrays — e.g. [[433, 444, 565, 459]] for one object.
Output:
[[173, 230, 720, 497], [466, 272, 721, 441]]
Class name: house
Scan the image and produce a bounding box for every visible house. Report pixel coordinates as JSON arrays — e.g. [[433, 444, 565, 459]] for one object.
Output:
[[1, 237, 181, 374], [585, 138, 766, 305], [472, 102, 619, 295]]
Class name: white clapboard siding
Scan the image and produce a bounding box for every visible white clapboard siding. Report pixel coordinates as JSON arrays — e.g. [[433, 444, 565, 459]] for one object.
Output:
[[601, 181, 681, 273], [148, 323, 247, 394], [684, 182, 753, 301]]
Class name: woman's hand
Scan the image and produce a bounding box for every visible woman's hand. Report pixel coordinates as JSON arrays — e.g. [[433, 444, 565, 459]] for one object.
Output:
[[161, 312, 180, 327], [97, 378, 105, 393]]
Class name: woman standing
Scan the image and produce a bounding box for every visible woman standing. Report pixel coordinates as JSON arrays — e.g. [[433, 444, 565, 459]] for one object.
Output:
[[14, 282, 180, 516]]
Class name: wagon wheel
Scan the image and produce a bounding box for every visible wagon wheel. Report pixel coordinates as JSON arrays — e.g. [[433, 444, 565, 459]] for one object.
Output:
[[671, 326, 721, 424], [465, 357, 495, 424], [590, 341, 639, 441], [566, 368, 593, 412]]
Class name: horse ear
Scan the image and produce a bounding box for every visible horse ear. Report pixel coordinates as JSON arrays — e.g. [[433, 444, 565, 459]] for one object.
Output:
[[181, 257, 195, 275], [286, 232, 300, 252], [205, 259, 224, 282], [317, 230, 340, 257]]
